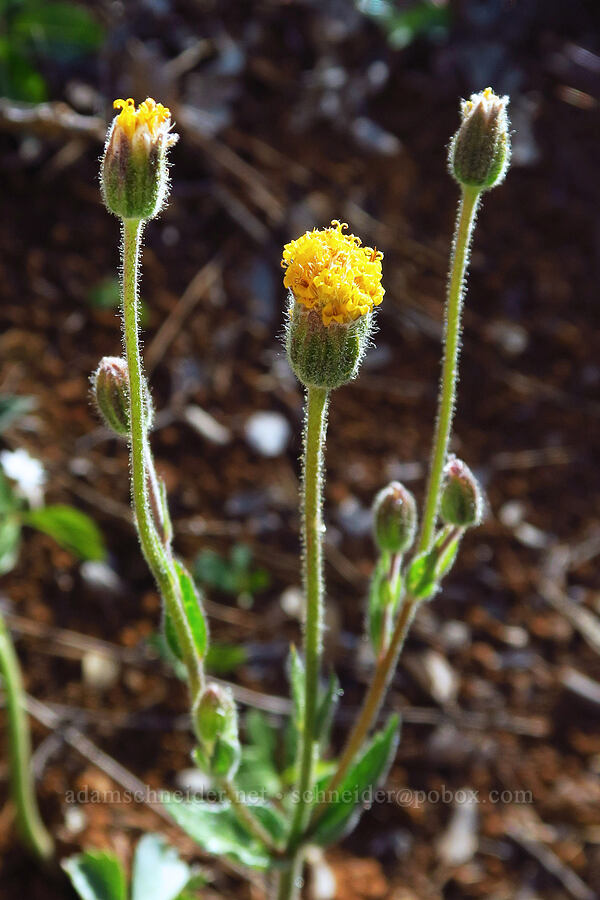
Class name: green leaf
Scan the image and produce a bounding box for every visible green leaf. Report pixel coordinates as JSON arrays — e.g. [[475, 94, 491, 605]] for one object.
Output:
[[163, 797, 272, 870], [205, 642, 247, 674], [131, 833, 191, 900], [0, 513, 21, 575], [88, 277, 121, 310], [246, 708, 278, 764], [13, 2, 104, 57], [283, 645, 305, 768], [288, 645, 305, 726], [0, 38, 47, 102], [432, 527, 461, 581], [0, 394, 35, 434], [63, 850, 127, 900], [405, 550, 438, 600], [193, 544, 270, 600], [367, 554, 397, 653], [315, 669, 340, 751], [312, 714, 401, 847], [175, 560, 208, 659], [24, 504, 106, 561], [237, 709, 281, 796]]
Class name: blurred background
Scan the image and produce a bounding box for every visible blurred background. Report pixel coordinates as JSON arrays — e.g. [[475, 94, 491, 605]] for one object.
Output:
[[1, 0, 600, 897]]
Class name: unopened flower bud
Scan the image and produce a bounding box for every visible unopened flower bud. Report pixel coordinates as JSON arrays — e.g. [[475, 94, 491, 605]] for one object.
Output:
[[194, 684, 240, 779], [372, 481, 417, 554], [440, 457, 483, 528], [91, 356, 153, 437], [449, 87, 510, 191], [92, 357, 130, 436], [101, 98, 178, 221], [282, 221, 384, 389]]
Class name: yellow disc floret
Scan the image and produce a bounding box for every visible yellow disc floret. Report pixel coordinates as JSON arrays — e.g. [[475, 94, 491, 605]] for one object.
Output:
[[281, 221, 384, 326], [113, 97, 172, 141]]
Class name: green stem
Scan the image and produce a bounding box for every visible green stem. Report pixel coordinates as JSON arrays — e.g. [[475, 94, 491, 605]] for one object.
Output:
[[0, 611, 53, 862], [287, 385, 329, 854], [120, 218, 203, 704], [308, 594, 418, 832], [418, 185, 481, 553], [273, 854, 304, 900]]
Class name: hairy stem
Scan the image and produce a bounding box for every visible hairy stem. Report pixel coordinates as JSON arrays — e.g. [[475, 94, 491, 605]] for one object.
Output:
[[308, 595, 418, 832], [0, 611, 53, 862], [418, 185, 481, 552], [287, 385, 329, 859], [121, 218, 203, 704]]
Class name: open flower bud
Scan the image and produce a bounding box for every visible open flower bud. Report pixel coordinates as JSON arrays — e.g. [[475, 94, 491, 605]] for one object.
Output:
[[449, 87, 510, 191], [92, 357, 130, 436], [440, 457, 483, 528], [282, 221, 384, 389], [372, 481, 417, 554], [101, 97, 178, 221], [194, 683, 241, 779]]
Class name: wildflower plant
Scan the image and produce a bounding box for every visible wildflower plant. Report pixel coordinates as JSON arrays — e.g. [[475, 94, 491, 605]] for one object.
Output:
[[61, 89, 511, 898]]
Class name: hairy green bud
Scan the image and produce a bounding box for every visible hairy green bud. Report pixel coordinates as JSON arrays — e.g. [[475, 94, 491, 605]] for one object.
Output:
[[449, 87, 510, 190], [440, 457, 483, 528], [91, 356, 153, 437], [194, 684, 240, 779], [372, 481, 417, 554], [285, 301, 372, 390], [92, 356, 130, 436]]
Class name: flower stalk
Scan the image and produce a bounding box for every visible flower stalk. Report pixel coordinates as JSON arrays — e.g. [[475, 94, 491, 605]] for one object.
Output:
[[120, 218, 204, 704], [287, 385, 329, 850], [418, 184, 481, 552], [0, 611, 53, 862]]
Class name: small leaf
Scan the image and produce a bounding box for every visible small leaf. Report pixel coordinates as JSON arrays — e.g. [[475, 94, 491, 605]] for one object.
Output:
[[175, 560, 208, 659], [284, 646, 305, 768], [13, 3, 105, 56], [433, 527, 461, 581], [63, 850, 127, 900], [288, 645, 305, 726], [164, 797, 271, 870], [405, 550, 438, 600], [312, 714, 401, 847], [25, 504, 106, 561], [0, 514, 21, 576], [0, 394, 35, 434], [205, 642, 247, 674], [0, 39, 47, 103], [131, 833, 191, 900], [315, 669, 340, 751], [246, 708, 278, 764]]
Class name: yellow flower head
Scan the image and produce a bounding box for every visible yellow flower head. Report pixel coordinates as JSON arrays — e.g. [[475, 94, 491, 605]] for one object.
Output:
[[113, 97, 173, 146], [281, 221, 384, 327]]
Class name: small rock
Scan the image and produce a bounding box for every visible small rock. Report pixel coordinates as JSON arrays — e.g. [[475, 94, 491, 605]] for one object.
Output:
[[306, 846, 336, 900], [64, 805, 88, 835], [81, 561, 122, 594], [422, 650, 460, 705], [514, 522, 550, 549], [184, 405, 231, 445], [280, 586, 303, 620], [437, 791, 478, 866], [439, 620, 472, 651], [498, 500, 525, 528], [82, 651, 120, 691], [244, 411, 290, 457]]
